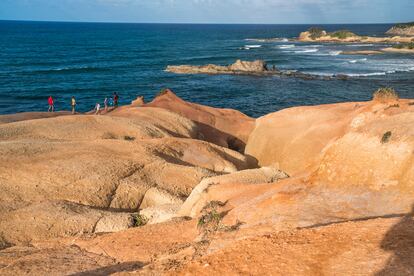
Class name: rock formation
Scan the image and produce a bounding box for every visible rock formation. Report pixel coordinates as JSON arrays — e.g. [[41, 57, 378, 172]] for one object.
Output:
[[139, 89, 256, 152], [0, 88, 413, 275], [386, 22, 414, 36], [0, 94, 253, 248], [166, 60, 342, 80], [341, 50, 384, 55], [299, 28, 414, 43]]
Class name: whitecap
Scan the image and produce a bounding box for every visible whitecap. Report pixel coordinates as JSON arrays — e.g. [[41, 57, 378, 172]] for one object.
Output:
[[329, 51, 342, 56], [349, 58, 367, 63], [244, 45, 262, 50], [294, 49, 319, 53], [278, 44, 295, 49], [347, 72, 387, 77]]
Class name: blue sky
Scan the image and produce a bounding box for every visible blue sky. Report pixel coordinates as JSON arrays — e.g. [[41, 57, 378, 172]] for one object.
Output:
[[0, 0, 412, 24]]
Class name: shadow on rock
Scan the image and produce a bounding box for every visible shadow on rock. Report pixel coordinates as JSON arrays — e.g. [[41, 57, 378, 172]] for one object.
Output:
[[71, 261, 145, 276], [376, 204, 414, 276]]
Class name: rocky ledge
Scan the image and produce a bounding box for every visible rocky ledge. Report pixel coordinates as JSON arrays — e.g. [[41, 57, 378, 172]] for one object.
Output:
[[166, 59, 349, 80], [0, 88, 414, 275], [341, 50, 384, 55], [299, 27, 414, 43]]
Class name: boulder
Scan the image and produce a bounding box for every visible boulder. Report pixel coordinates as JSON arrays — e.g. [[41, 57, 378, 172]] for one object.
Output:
[[178, 167, 289, 218], [140, 187, 183, 209], [139, 204, 181, 225]]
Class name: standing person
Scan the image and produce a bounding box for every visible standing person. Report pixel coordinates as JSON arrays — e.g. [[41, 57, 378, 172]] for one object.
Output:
[[104, 97, 108, 111], [113, 92, 119, 108], [95, 102, 101, 115], [48, 96, 54, 112], [71, 96, 76, 114]]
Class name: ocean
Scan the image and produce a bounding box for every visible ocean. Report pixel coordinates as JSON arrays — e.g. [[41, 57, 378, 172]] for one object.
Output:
[[0, 21, 413, 117]]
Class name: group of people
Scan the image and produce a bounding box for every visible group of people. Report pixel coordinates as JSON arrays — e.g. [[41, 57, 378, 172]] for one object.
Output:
[[47, 92, 119, 115]]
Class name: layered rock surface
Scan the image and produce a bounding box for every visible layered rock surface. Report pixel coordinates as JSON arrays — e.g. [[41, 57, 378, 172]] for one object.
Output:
[[1, 90, 413, 275], [0, 93, 253, 247]]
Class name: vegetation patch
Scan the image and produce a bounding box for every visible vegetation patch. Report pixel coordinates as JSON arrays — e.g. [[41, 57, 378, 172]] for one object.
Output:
[[132, 213, 148, 227], [329, 30, 357, 39], [372, 87, 399, 102], [394, 22, 414, 29], [124, 135, 136, 141], [197, 201, 228, 232], [308, 27, 325, 39], [381, 131, 392, 144], [392, 42, 414, 49], [197, 209, 223, 228]]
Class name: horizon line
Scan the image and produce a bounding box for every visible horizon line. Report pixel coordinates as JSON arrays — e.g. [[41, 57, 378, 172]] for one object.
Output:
[[0, 19, 402, 25]]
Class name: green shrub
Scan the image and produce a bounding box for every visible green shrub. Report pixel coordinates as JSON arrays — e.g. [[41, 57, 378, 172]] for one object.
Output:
[[395, 22, 414, 29], [198, 209, 222, 228], [308, 27, 325, 39], [372, 87, 399, 102], [329, 30, 356, 39], [132, 214, 148, 227]]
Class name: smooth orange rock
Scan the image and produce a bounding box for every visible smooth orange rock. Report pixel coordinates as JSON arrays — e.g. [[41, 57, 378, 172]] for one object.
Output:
[[143, 89, 255, 152]]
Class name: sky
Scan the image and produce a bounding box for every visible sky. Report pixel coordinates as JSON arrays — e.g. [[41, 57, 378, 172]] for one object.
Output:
[[0, 0, 412, 24]]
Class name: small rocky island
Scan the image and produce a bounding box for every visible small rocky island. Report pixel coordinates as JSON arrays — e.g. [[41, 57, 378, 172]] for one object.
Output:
[[299, 27, 414, 43], [386, 22, 414, 36], [166, 59, 348, 80], [382, 42, 414, 54]]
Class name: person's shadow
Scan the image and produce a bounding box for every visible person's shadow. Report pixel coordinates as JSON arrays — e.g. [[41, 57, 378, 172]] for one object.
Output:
[[376, 204, 414, 275]]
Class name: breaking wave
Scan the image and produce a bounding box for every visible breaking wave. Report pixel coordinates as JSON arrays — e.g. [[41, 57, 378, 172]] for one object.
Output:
[[294, 49, 319, 53], [278, 44, 295, 49], [244, 45, 262, 50]]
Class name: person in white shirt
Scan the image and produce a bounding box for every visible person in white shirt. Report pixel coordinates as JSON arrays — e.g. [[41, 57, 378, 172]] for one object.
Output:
[[95, 103, 101, 115]]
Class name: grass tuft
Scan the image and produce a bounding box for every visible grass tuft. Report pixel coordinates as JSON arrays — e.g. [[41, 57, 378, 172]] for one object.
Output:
[[372, 87, 399, 102], [381, 131, 392, 144], [124, 135, 136, 141]]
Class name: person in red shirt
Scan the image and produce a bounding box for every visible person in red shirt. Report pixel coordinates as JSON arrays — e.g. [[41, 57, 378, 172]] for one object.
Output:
[[113, 92, 119, 108], [48, 96, 54, 112]]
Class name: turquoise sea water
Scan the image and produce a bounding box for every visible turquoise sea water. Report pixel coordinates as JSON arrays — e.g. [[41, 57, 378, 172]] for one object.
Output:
[[0, 21, 413, 117]]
